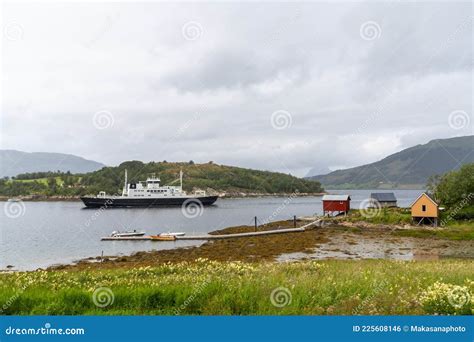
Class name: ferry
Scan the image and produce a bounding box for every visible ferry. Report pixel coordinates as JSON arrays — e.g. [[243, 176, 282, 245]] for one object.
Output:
[[80, 170, 218, 208]]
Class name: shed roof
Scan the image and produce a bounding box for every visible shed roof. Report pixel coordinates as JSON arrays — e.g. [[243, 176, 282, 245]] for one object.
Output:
[[322, 195, 351, 201], [370, 192, 397, 202], [410, 192, 438, 207]]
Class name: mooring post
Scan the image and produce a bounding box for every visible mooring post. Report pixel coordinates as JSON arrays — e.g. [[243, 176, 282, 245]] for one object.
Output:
[[254, 216, 258, 231], [293, 215, 297, 228]]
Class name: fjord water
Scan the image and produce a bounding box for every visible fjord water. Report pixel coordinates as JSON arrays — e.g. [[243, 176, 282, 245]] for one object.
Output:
[[0, 190, 423, 271]]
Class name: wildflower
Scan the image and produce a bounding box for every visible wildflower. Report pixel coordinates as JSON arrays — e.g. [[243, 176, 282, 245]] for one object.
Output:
[[420, 282, 472, 315]]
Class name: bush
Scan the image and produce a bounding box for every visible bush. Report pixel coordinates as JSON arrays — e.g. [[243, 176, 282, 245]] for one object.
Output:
[[420, 282, 473, 315], [450, 206, 474, 221]]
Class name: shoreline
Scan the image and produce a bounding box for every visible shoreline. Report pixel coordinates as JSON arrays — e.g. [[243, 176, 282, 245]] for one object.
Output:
[[47, 219, 474, 272], [0, 192, 327, 202]]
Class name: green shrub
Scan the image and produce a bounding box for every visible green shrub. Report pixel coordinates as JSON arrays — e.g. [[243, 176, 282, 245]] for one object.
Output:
[[420, 281, 473, 315]]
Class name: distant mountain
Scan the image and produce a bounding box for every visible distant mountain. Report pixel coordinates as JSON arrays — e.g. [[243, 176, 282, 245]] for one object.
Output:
[[307, 136, 474, 189], [0, 150, 105, 177], [305, 166, 331, 178]]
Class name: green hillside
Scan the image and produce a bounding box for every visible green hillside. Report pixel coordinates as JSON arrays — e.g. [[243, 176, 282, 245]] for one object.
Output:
[[308, 136, 474, 189], [0, 161, 323, 197]]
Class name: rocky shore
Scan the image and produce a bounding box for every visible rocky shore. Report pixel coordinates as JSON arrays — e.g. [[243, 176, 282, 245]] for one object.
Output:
[[50, 219, 474, 272]]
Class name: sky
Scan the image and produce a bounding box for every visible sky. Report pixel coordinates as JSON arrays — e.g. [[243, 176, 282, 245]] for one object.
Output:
[[1, 1, 473, 177]]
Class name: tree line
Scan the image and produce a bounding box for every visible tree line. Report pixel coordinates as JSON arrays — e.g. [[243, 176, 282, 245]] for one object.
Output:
[[428, 163, 474, 220], [0, 161, 324, 197]]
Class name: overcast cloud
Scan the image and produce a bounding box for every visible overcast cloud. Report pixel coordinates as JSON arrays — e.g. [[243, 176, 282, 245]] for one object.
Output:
[[1, 1, 472, 176]]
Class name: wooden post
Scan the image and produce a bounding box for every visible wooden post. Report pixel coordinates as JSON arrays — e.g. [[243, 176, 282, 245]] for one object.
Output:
[[254, 216, 257, 231], [293, 215, 297, 228]]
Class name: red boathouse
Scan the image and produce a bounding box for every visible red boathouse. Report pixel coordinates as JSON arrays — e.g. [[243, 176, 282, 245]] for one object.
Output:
[[322, 195, 351, 216]]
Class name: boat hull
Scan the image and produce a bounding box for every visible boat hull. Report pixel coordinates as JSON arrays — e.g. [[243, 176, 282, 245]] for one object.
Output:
[[80, 195, 218, 208], [112, 233, 146, 237], [150, 235, 176, 241]]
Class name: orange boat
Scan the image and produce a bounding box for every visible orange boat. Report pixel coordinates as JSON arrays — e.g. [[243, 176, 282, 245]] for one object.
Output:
[[149, 235, 176, 241]]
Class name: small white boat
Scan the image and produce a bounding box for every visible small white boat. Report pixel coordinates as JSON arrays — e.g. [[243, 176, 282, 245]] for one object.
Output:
[[159, 232, 186, 237], [110, 230, 146, 237]]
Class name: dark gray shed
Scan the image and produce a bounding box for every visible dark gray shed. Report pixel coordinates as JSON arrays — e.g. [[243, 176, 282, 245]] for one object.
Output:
[[370, 192, 397, 207]]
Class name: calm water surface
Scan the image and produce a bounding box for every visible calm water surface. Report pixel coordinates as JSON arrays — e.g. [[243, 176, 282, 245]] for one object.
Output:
[[0, 190, 423, 270]]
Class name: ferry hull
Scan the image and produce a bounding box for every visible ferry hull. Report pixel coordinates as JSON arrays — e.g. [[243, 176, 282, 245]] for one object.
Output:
[[80, 196, 218, 208]]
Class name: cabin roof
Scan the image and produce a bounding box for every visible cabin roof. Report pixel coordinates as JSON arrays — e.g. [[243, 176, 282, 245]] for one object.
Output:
[[322, 195, 351, 201], [410, 192, 438, 207], [370, 192, 397, 202]]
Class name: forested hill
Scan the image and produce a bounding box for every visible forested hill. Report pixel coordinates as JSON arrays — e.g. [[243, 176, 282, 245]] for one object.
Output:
[[308, 135, 474, 189], [81, 161, 324, 195], [0, 161, 324, 197]]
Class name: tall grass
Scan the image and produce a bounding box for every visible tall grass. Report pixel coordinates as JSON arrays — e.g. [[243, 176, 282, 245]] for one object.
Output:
[[1, 259, 472, 315], [347, 208, 412, 225]]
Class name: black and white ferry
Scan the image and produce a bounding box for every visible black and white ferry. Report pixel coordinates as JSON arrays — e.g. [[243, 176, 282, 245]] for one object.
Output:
[[80, 170, 218, 208]]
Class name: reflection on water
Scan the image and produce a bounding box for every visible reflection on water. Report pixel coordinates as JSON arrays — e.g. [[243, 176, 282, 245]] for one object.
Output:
[[1, 190, 425, 270]]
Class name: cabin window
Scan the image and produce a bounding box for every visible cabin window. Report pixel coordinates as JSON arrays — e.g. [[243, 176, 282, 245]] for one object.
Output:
[[422, 205, 426, 212]]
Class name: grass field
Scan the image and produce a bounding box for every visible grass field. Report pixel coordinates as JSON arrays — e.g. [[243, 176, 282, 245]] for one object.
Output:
[[346, 208, 413, 225], [7, 177, 64, 186], [1, 259, 472, 315], [344, 208, 474, 240], [395, 223, 474, 240]]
